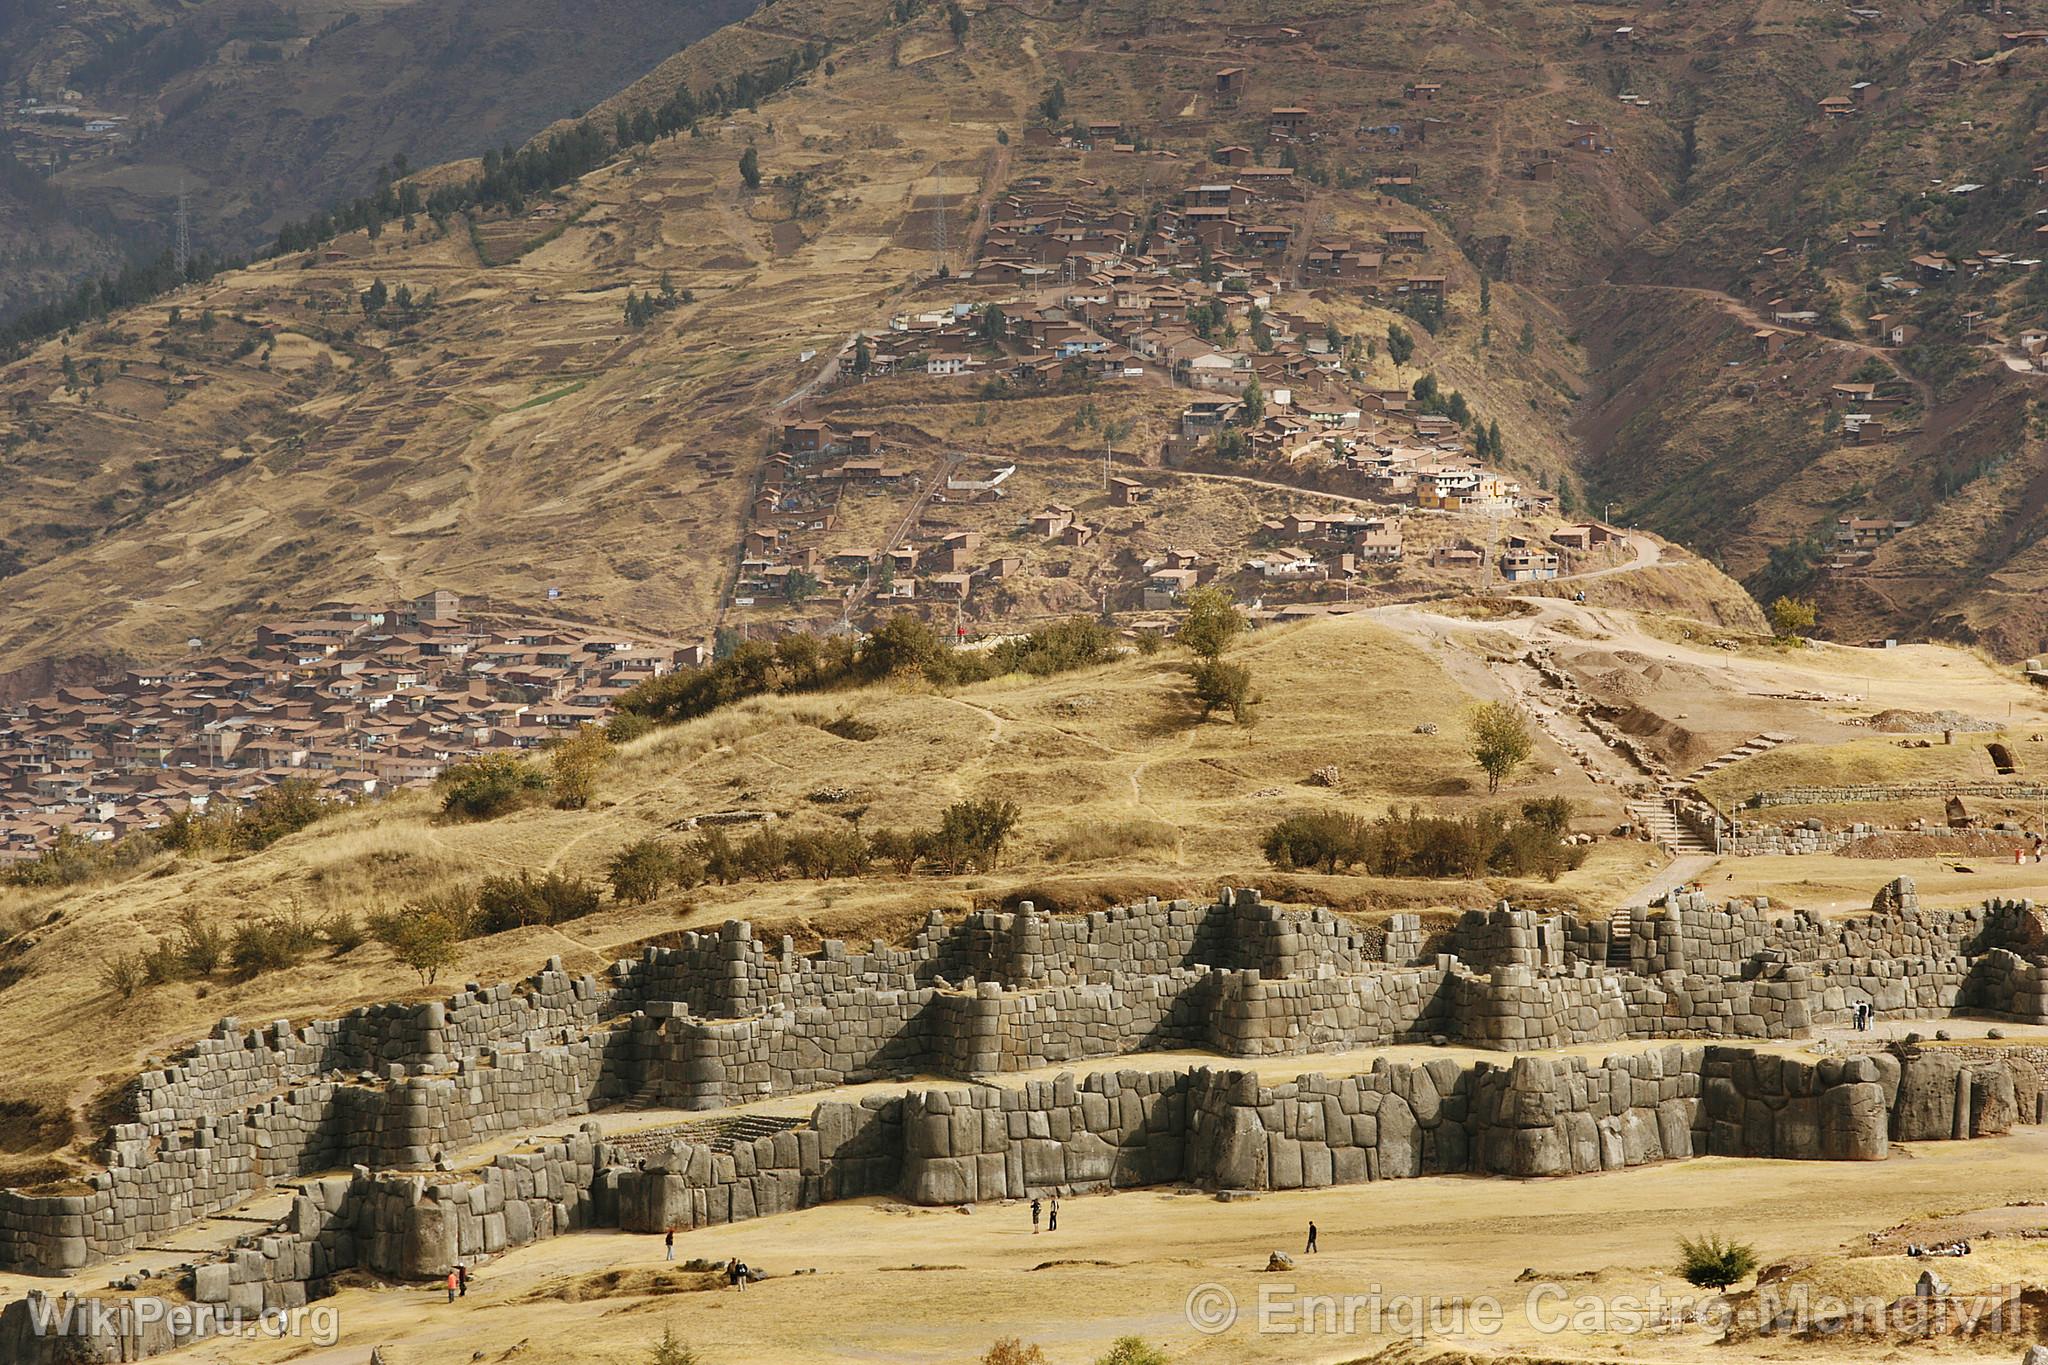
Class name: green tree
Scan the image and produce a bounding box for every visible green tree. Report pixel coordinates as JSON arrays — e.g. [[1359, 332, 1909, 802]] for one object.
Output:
[[1239, 378, 1264, 426], [1768, 595, 1818, 639], [1468, 701, 1534, 794], [947, 1, 968, 41], [1386, 321, 1414, 365], [1517, 319, 1537, 354], [739, 145, 762, 189], [548, 724, 615, 809], [1177, 586, 1244, 659], [377, 903, 465, 985], [362, 278, 388, 315], [1190, 657, 1256, 722], [1038, 80, 1065, 122], [609, 838, 683, 903], [1479, 270, 1492, 316]]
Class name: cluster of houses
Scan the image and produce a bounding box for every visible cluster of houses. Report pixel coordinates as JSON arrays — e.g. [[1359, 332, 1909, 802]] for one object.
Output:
[[972, 156, 1441, 301], [1823, 514, 1916, 574], [762, 420, 1041, 610], [0, 592, 690, 863]]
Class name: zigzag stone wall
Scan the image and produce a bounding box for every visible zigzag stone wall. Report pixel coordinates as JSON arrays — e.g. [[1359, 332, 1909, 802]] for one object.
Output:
[[5, 882, 2048, 1280]]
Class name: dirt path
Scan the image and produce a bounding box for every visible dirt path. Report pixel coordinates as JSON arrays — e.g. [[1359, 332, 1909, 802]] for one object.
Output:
[[1619, 851, 1714, 907], [966, 140, 1012, 263]]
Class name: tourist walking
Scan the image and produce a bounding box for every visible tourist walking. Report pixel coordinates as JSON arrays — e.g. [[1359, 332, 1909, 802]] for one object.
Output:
[[1047, 1196, 1059, 1233], [1306, 1221, 1319, 1254], [665, 1228, 675, 1262], [456, 1263, 469, 1298], [1031, 1197, 1042, 1233], [727, 1257, 749, 1291], [446, 1270, 459, 1304]]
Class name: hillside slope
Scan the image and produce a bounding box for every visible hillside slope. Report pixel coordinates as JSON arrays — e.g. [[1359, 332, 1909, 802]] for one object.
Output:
[[0, 0, 763, 320]]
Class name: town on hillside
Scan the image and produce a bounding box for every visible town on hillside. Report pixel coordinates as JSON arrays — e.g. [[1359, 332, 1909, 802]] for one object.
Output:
[[733, 108, 1637, 637], [0, 591, 693, 863]]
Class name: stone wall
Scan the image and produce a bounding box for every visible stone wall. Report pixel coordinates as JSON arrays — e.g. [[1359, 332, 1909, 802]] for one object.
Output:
[[6, 1037, 2035, 1363], [8, 882, 2048, 1276]]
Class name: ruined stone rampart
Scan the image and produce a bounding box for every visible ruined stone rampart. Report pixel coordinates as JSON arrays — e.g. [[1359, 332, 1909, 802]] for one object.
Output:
[[6, 882, 2048, 1279]]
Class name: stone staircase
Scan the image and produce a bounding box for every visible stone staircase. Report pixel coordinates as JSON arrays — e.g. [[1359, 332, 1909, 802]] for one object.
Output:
[[1628, 800, 1713, 855], [605, 1112, 805, 1163], [1676, 732, 1791, 791], [1606, 907, 1633, 968]]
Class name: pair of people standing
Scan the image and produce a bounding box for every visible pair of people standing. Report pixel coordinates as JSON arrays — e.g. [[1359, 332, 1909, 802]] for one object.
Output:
[[1029, 1196, 1061, 1233]]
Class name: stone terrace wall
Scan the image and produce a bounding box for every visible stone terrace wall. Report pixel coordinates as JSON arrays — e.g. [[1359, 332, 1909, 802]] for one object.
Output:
[[125, 963, 611, 1129], [8, 883, 2048, 1277], [6, 1040, 2035, 1364]]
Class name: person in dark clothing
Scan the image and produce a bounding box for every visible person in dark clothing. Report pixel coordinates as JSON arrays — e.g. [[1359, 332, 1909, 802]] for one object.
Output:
[[664, 1228, 675, 1262], [456, 1264, 469, 1297], [1047, 1196, 1059, 1233], [1030, 1198, 1042, 1233], [1306, 1221, 1319, 1253]]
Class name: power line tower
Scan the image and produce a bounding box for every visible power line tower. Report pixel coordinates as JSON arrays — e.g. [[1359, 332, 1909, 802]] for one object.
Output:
[[173, 182, 191, 278]]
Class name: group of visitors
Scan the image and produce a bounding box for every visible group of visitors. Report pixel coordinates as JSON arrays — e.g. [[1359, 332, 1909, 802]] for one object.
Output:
[[1849, 1001, 1876, 1031], [662, 1228, 750, 1289]]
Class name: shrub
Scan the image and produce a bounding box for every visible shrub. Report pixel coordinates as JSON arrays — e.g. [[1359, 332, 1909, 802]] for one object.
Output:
[[1262, 810, 1370, 872], [473, 871, 601, 934], [866, 827, 922, 875], [692, 827, 742, 883], [174, 907, 225, 977], [100, 954, 146, 999], [990, 616, 1118, 675], [922, 796, 1021, 874], [323, 910, 367, 955], [376, 902, 465, 985], [1095, 1339, 1169, 1365], [982, 1340, 1049, 1365], [609, 838, 683, 903], [547, 724, 614, 809], [648, 1327, 704, 1365], [785, 827, 869, 880], [437, 754, 548, 821], [230, 908, 322, 978], [734, 827, 791, 880], [605, 711, 657, 744], [1190, 658, 1256, 722], [1677, 1232, 1758, 1290], [236, 778, 332, 848], [1262, 805, 1586, 882]]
